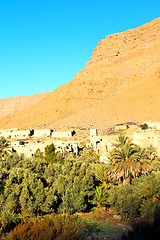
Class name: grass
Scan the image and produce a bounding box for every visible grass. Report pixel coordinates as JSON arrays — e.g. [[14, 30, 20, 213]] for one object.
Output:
[[79, 214, 122, 237]]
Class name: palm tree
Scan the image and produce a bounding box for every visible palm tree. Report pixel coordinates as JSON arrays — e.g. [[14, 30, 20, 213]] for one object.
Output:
[[107, 134, 151, 185], [91, 186, 108, 208], [113, 132, 131, 148], [94, 165, 114, 189], [146, 145, 157, 161], [135, 145, 152, 176]]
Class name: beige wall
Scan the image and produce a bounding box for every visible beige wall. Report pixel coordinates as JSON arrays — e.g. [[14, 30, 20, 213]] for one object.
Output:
[[34, 129, 51, 137], [52, 131, 73, 138]]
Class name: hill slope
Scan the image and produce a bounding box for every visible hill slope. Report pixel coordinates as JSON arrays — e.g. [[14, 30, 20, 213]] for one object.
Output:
[[0, 18, 160, 130], [0, 92, 51, 119]]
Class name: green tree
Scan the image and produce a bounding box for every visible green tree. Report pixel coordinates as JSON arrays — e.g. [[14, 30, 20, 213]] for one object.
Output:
[[0, 153, 58, 219], [44, 143, 64, 164], [53, 150, 99, 213], [0, 136, 10, 157], [107, 134, 151, 184], [94, 165, 114, 189], [109, 184, 142, 219], [134, 172, 160, 218], [34, 148, 44, 159]]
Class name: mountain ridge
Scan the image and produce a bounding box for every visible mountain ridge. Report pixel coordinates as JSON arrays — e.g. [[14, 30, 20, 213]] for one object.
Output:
[[0, 17, 160, 130]]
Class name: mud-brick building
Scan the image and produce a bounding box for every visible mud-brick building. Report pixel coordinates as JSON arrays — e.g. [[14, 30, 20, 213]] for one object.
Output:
[[51, 130, 75, 138], [0, 129, 34, 139], [53, 140, 79, 156], [10, 130, 34, 139], [90, 129, 114, 162], [34, 129, 52, 137]]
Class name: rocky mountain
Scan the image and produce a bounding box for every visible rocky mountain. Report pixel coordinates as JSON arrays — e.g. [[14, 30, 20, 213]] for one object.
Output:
[[0, 92, 50, 119], [0, 18, 160, 131]]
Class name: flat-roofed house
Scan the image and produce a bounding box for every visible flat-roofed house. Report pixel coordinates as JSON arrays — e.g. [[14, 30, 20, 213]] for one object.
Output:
[[0, 129, 33, 139], [34, 129, 51, 137], [10, 130, 34, 139], [51, 130, 75, 138]]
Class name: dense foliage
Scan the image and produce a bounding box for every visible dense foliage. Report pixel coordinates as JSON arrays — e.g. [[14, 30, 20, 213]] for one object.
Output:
[[0, 133, 160, 237], [108, 172, 160, 219], [0, 146, 100, 230]]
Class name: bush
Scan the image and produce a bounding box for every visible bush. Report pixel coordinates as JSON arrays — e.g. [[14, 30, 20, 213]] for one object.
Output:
[[6, 215, 92, 240], [121, 210, 160, 240], [109, 184, 142, 219], [140, 123, 148, 130]]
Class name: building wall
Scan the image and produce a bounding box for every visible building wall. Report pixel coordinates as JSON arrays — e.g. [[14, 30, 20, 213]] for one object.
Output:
[[115, 125, 128, 131], [34, 129, 51, 137], [10, 130, 32, 138], [145, 122, 160, 130], [52, 131, 73, 138], [132, 131, 160, 154], [90, 129, 97, 138], [0, 129, 33, 139]]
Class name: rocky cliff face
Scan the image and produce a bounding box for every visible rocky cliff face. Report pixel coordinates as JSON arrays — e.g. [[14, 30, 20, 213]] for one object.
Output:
[[0, 18, 160, 130]]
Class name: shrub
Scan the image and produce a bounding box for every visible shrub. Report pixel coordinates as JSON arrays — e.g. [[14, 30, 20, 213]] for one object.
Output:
[[6, 215, 92, 240], [109, 184, 142, 219], [121, 209, 160, 240], [140, 123, 148, 130]]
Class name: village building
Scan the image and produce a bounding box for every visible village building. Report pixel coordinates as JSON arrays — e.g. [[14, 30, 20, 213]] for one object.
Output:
[[10, 130, 34, 139], [144, 122, 160, 130], [34, 129, 52, 137], [131, 131, 160, 154], [0, 128, 18, 138], [2, 124, 160, 160], [51, 130, 75, 138], [53, 140, 79, 156], [114, 122, 139, 132], [11, 140, 47, 157], [90, 129, 114, 162], [0, 129, 33, 139], [11, 138, 79, 157]]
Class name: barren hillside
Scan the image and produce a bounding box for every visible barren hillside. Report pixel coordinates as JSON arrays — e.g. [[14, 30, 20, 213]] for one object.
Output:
[[0, 18, 160, 131], [0, 92, 50, 119]]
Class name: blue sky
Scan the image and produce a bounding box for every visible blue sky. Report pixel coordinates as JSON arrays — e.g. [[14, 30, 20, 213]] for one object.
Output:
[[0, 0, 159, 99]]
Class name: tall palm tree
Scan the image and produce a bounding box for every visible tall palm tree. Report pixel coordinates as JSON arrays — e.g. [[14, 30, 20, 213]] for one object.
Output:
[[113, 132, 131, 148], [94, 165, 114, 189], [107, 134, 151, 184]]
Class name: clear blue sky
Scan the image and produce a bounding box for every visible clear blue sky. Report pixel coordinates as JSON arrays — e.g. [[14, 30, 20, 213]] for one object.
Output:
[[0, 0, 159, 99]]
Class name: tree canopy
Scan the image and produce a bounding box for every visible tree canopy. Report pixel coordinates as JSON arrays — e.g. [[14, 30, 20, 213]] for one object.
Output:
[[107, 133, 151, 184]]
